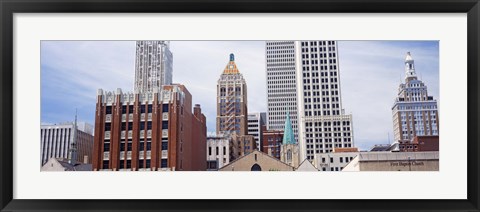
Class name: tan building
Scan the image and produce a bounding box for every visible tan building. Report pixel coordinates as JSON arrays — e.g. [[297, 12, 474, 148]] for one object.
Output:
[[219, 150, 294, 171], [216, 53, 248, 136], [343, 151, 439, 171], [229, 133, 255, 161]]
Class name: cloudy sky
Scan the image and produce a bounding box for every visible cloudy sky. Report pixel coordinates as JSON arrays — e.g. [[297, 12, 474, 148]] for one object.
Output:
[[41, 40, 439, 150]]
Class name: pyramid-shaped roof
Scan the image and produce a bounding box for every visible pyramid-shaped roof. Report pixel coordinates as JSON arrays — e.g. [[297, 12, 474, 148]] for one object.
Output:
[[223, 53, 240, 74]]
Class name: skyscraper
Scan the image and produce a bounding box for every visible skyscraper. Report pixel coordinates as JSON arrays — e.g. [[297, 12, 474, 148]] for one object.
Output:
[[266, 41, 354, 161], [265, 41, 299, 141], [247, 112, 266, 151], [392, 52, 439, 143], [216, 53, 248, 136], [134, 41, 173, 93]]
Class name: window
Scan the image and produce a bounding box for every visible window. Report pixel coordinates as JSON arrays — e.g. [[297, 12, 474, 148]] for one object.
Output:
[[161, 159, 168, 168], [139, 160, 144, 168], [162, 141, 168, 150], [121, 122, 126, 131], [147, 105, 152, 113], [106, 106, 112, 114], [147, 121, 152, 130], [103, 143, 110, 151], [105, 123, 111, 131], [140, 105, 146, 113], [162, 121, 168, 129], [216, 147, 219, 155], [209, 147, 212, 155], [122, 105, 127, 114], [330, 157, 334, 163], [128, 105, 134, 113], [145, 159, 150, 168], [102, 160, 109, 169], [163, 104, 169, 112], [140, 122, 145, 130]]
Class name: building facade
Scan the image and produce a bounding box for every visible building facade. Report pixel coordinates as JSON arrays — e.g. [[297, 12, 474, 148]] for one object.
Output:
[[40, 122, 94, 166], [261, 125, 283, 159], [134, 41, 173, 93], [216, 54, 249, 136], [266, 41, 354, 162], [392, 52, 439, 143], [248, 112, 266, 151], [314, 149, 359, 171], [399, 135, 439, 152], [219, 150, 295, 171], [342, 151, 439, 171], [265, 41, 300, 141], [229, 133, 256, 161], [92, 84, 207, 171], [206, 135, 230, 170]]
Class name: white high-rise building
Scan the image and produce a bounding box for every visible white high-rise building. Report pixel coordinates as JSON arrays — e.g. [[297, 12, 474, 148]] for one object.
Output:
[[392, 52, 439, 143], [134, 41, 173, 93], [266, 41, 354, 161], [40, 122, 94, 166], [265, 41, 299, 140], [248, 112, 266, 150]]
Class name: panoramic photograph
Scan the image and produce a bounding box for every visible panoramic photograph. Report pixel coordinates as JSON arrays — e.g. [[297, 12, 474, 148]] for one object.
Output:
[[40, 40, 439, 172]]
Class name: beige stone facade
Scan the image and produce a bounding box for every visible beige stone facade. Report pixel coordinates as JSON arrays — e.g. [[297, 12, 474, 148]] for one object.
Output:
[[219, 150, 294, 171], [343, 151, 439, 171]]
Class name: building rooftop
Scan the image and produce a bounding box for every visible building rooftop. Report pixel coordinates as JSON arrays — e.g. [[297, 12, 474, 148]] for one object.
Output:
[[357, 151, 439, 161]]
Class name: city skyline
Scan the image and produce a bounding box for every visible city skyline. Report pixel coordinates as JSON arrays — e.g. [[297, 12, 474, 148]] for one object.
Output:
[[41, 40, 439, 150]]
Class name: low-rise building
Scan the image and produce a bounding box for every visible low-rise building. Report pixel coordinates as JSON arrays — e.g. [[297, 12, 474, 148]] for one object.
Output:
[[41, 157, 92, 171], [399, 136, 439, 152], [206, 135, 230, 170], [343, 151, 439, 171], [261, 125, 283, 159], [219, 150, 294, 171]]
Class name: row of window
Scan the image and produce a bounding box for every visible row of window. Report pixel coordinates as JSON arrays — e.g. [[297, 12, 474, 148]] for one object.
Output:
[[102, 158, 168, 169], [105, 104, 169, 115]]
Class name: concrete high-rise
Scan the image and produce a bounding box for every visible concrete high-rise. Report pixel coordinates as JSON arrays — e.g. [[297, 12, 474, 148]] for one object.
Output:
[[266, 41, 354, 161], [134, 41, 173, 93], [216, 53, 248, 136], [247, 112, 266, 151], [392, 52, 439, 143], [40, 121, 94, 166], [265, 41, 299, 141]]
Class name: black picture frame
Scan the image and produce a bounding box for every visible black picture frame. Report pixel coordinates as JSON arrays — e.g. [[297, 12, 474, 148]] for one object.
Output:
[[1, 0, 479, 211]]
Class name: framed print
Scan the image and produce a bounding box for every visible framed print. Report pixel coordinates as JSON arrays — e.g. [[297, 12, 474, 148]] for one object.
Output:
[[1, 0, 479, 211]]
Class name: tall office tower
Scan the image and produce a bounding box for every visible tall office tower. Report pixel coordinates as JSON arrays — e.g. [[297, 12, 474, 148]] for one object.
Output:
[[392, 52, 439, 143], [265, 41, 299, 141], [134, 41, 173, 93], [266, 41, 354, 161], [216, 53, 248, 136], [40, 121, 94, 166], [92, 84, 207, 171], [248, 112, 266, 150]]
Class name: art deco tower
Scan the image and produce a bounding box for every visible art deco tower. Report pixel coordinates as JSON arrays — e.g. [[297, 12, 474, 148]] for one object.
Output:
[[134, 41, 173, 93], [392, 52, 439, 143], [216, 53, 248, 136]]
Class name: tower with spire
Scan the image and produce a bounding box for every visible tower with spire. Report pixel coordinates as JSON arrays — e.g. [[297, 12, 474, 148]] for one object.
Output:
[[216, 53, 249, 136], [392, 52, 439, 145], [280, 112, 300, 167]]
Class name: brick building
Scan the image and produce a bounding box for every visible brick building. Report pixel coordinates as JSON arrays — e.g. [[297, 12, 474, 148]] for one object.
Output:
[[92, 84, 207, 171], [399, 135, 439, 152], [261, 125, 283, 159]]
